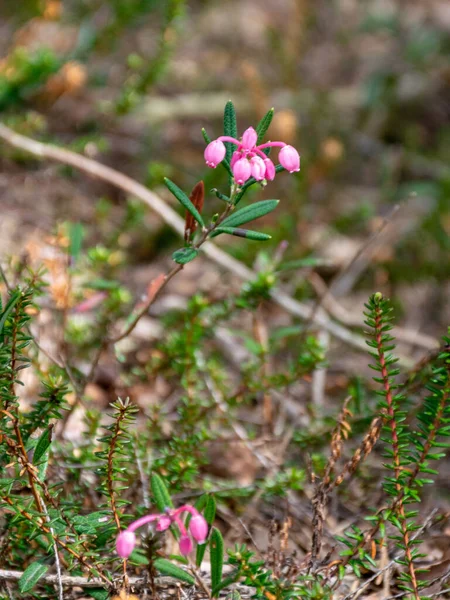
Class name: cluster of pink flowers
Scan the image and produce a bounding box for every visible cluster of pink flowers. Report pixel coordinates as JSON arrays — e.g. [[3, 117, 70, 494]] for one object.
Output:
[[116, 504, 208, 559], [204, 126, 300, 185]]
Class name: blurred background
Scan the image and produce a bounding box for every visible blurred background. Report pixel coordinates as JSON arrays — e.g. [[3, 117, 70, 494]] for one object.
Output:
[[0, 0, 449, 335]]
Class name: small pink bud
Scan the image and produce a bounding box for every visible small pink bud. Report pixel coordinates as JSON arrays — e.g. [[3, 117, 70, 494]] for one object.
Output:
[[204, 140, 226, 168], [241, 127, 258, 151], [250, 156, 266, 181], [279, 145, 300, 173], [232, 157, 251, 185], [116, 530, 136, 559], [189, 515, 209, 544], [156, 515, 172, 531], [179, 535, 193, 556], [263, 158, 276, 181]]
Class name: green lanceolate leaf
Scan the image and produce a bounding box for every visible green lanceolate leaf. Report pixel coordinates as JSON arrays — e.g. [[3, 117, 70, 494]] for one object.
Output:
[[33, 427, 52, 464], [210, 527, 224, 596], [154, 558, 195, 585], [0, 290, 22, 337], [172, 247, 199, 265], [196, 494, 216, 566], [69, 222, 84, 262], [203, 494, 217, 525], [164, 178, 205, 228], [151, 473, 173, 512], [223, 100, 238, 163], [213, 227, 271, 241], [19, 562, 49, 593], [256, 107, 274, 143], [201, 128, 211, 144], [219, 199, 279, 229]]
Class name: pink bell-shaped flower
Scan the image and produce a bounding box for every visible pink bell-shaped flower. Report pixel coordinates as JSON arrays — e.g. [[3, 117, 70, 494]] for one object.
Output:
[[263, 158, 276, 181], [204, 140, 226, 168], [279, 145, 300, 173], [250, 156, 266, 181], [232, 158, 251, 185], [241, 127, 258, 151], [116, 530, 136, 559], [189, 515, 209, 544], [179, 535, 193, 556]]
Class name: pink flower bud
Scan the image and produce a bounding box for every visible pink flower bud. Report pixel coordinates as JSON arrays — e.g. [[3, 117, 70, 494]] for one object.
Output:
[[232, 158, 251, 185], [156, 515, 172, 532], [263, 158, 276, 181], [116, 530, 136, 559], [189, 515, 208, 544], [241, 127, 258, 151], [250, 156, 266, 181], [204, 140, 226, 168], [279, 145, 300, 173], [179, 535, 193, 556]]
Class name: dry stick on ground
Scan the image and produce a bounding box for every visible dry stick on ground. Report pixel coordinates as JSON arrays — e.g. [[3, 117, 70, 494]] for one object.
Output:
[[0, 570, 203, 591], [0, 122, 430, 365], [299, 204, 401, 342], [308, 272, 439, 351]]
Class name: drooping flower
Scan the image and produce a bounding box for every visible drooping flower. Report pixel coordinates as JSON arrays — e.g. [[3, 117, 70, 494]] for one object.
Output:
[[263, 158, 276, 181], [233, 157, 252, 185], [279, 145, 300, 173], [115, 504, 209, 559], [116, 530, 136, 558], [179, 535, 193, 556], [250, 156, 266, 181], [204, 140, 226, 167], [189, 514, 209, 544], [204, 124, 300, 185]]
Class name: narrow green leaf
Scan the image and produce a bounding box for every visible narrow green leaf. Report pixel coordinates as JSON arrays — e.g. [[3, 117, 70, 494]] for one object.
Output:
[[203, 494, 216, 525], [196, 495, 216, 566], [37, 449, 50, 481], [256, 107, 274, 143], [201, 128, 211, 144], [69, 222, 85, 262], [213, 227, 271, 241], [33, 427, 52, 465], [172, 247, 199, 265], [151, 473, 173, 512], [210, 527, 224, 596], [164, 178, 205, 228], [223, 100, 238, 164], [154, 558, 195, 585], [278, 257, 332, 271], [0, 291, 21, 336], [19, 562, 49, 593], [84, 279, 119, 290], [219, 200, 279, 229]]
